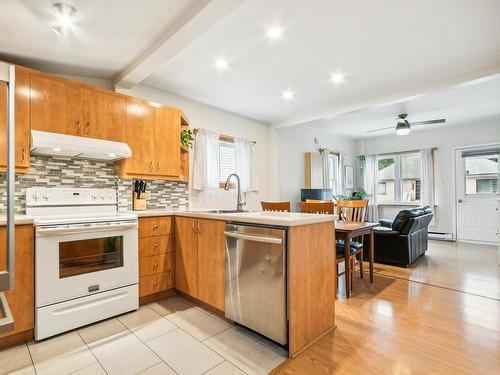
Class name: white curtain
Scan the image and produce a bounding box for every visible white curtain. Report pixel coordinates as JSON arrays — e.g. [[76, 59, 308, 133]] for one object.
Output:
[[363, 154, 379, 222], [192, 129, 220, 190], [235, 137, 258, 193], [321, 148, 331, 189], [338, 153, 346, 194], [420, 148, 436, 225]]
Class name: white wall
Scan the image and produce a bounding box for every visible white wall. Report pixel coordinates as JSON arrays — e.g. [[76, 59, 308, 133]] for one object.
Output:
[[275, 125, 357, 209], [117, 84, 273, 211], [356, 119, 500, 235]]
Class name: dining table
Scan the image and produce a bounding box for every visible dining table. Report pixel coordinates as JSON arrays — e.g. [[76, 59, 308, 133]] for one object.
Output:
[[335, 221, 379, 298]]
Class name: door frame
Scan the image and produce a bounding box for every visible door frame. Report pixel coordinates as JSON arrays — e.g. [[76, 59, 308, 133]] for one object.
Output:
[[452, 141, 500, 243]]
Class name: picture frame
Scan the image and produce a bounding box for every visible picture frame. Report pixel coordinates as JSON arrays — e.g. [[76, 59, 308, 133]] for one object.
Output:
[[345, 165, 354, 189]]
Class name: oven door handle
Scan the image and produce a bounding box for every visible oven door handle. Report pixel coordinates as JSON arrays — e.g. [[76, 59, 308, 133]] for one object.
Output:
[[36, 221, 138, 236]]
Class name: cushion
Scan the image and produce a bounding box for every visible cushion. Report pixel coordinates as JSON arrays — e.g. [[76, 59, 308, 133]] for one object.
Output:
[[374, 226, 400, 236], [379, 219, 393, 228], [336, 239, 363, 250], [392, 208, 425, 231], [336, 245, 357, 258]]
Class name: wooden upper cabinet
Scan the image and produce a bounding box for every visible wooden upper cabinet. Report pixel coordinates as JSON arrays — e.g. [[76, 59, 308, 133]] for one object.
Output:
[[31, 73, 83, 136], [175, 216, 198, 298], [197, 219, 226, 311], [83, 88, 126, 142], [155, 107, 180, 177], [0, 66, 31, 171], [124, 98, 156, 175]]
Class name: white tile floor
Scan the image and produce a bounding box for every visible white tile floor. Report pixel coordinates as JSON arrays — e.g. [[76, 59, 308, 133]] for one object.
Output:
[[0, 296, 287, 375]]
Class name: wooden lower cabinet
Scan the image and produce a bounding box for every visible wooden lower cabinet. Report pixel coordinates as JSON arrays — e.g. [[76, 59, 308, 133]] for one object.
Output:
[[0, 225, 34, 341], [174, 216, 226, 311], [138, 217, 174, 299]]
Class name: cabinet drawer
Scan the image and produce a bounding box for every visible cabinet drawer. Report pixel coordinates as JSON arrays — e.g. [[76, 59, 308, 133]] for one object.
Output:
[[139, 254, 173, 277], [139, 217, 171, 237], [139, 235, 172, 257], [139, 272, 173, 297]]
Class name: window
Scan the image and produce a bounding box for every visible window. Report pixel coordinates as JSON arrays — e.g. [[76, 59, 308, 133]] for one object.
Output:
[[377, 153, 421, 204], [463, 151, 499, 195], [328, 153, 340, 192], [218, 140, 235, 187]]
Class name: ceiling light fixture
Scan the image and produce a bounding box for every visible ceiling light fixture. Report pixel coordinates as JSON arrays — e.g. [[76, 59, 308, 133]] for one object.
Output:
[[282, 90, 295, 100], [329, 72, 345, 83], [53, 147, 62, 152], [266, 26, 283, 40], [52, 3, 76, 36], [395, 120, 411, 135], [214, 58, 228, 70]]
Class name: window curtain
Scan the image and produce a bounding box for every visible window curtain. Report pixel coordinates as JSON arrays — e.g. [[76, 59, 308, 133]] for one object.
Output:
[[192, 129, 220, 190], [363, 154, 379, 222], [420, 148, 436, 225], [338, 153, 346, 195], [235, 137, 258, 193], [321, 148, 331, 189]]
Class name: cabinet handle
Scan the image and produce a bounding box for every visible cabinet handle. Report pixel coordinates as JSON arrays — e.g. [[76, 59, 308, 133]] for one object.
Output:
[[153, 281, 158, 287], [150, 161, 154, 172], [85, 122, 90, 135], [154, 263, 159, 268], [197, 221, 201, 234], [153, 243, 158, 248], [76, 120, 81, 133], [22, 148, 26, 162], [153, 224, 158, 230], [156, 161, 160, 172], [192, 221, 196, 233]]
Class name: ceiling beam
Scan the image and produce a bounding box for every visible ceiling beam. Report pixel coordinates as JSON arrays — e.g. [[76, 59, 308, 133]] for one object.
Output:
[[271, 62, 500, 130], [114, 0, 246, 89]]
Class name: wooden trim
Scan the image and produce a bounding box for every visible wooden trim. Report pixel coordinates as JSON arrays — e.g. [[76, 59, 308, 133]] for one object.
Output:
[[288, 325, 337, 359], [139, 288, 176, 305], [0, 329, 33, 351], [175, 290, 225, 317]]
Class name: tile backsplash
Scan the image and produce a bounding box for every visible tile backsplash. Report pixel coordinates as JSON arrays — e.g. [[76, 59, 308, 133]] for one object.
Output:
[[0, 155, 189, 213]]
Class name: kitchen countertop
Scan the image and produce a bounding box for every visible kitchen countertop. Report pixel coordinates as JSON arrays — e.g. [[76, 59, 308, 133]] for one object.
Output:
[[0, 215, 34, 225], [124, 208, 337, 227]]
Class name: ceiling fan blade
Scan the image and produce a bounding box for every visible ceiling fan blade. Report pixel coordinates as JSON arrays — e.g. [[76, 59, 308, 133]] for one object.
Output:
[[366, 126, 394, 133], [410, 119, 446, 126]]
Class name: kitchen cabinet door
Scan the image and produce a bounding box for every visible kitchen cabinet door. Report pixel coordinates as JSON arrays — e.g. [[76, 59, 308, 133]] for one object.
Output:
[[30, 73, 83, 136], [124, 98, 156, 175], [155, 107, 180, 176], [83, 88, 126, 142], [0, 225, 34, 340], [197, 219, 226, 311], [174, 217, 198, 298], [0, 67, 32, 171]]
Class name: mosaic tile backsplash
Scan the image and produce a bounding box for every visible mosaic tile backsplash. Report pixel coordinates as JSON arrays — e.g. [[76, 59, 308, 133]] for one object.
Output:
[[0, 155, 189, 213]]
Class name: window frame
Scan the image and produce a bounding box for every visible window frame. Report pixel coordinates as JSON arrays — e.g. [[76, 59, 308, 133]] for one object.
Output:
[[377, 152, 422, 205], [218, 135, 236, 189]]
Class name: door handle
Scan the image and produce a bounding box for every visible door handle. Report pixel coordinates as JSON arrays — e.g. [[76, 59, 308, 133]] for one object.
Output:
[[458, 199, 463, 203]]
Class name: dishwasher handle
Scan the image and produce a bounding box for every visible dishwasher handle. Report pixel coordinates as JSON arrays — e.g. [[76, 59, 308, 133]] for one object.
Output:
[[224, 231, 283, 245]]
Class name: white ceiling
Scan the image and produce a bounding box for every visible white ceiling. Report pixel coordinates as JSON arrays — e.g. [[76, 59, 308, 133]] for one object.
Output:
[[1, 0, 500, 133], [0, 0, 197, 78], [294, 74, 500, 138]]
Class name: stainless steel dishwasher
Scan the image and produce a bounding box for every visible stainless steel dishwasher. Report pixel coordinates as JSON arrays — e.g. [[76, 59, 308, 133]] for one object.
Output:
[[224, 222, 287, 345]]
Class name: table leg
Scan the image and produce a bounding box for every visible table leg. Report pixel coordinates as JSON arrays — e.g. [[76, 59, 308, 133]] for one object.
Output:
[[344, 236, 351, 298], [369, 229, 374, 283]]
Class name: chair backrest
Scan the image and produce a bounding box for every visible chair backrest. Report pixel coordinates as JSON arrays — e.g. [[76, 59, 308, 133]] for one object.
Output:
[[336, 200, 368, 222], [298, 201, 334, 214], [261, 201, 291, 212], [305, 199, 331, 203]]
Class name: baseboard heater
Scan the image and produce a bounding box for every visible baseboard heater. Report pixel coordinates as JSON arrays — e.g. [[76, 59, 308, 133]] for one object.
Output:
[[429, 231, 453, 241]]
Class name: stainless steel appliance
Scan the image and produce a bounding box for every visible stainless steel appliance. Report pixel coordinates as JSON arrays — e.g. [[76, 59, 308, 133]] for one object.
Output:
[[224, 223, 287, 345], [27, 187, 139, 340]]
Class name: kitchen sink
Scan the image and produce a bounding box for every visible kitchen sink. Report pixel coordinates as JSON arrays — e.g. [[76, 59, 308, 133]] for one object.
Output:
[[199, 209, 251, 214]]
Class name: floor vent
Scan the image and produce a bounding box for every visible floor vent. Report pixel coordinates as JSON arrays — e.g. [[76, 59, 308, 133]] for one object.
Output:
[[429, 232, 453, 241]]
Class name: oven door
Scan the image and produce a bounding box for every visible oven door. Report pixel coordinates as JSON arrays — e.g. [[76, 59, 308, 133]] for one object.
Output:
[[35, 220, 138, 307]]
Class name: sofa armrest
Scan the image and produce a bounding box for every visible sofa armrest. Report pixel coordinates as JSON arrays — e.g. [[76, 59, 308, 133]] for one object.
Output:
[[379, 219, 393, 228]]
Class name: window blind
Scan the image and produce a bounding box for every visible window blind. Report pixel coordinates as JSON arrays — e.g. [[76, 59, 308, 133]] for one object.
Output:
[[219, 141, 236, 182]]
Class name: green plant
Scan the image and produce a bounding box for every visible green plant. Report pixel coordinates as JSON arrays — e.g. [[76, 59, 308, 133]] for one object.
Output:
[[334, 188, 368, 201], [180, 129, 194, 149]]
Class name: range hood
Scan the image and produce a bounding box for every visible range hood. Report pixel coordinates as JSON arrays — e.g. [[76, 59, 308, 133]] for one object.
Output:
[[30, 130, 132, 161]]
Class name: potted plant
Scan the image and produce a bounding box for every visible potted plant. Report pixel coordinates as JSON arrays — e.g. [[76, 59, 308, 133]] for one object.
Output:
[[180, 129, 194, 150], [334, 188, 368, 201]]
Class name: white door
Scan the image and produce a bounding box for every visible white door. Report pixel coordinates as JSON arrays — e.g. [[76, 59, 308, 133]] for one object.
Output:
[[455, 147, 499, 243]]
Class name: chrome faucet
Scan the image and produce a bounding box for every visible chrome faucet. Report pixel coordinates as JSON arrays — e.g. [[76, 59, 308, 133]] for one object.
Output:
[[224, 173, 246, 212]]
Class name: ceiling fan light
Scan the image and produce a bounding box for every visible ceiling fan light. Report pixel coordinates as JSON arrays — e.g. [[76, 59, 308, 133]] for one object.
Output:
[[395, 122, 411, 135]]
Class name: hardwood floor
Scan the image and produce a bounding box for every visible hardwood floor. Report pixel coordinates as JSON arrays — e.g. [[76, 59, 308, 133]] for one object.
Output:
[[274, 241, 500, 374]]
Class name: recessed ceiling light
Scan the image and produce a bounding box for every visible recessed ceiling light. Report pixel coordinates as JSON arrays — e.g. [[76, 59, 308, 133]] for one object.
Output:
[[266, 26, 283, 40], [282, 90, 295, 100], [329, 73, 345, 83], [214, 58, 228, 70], [52, 3, 76, 36]]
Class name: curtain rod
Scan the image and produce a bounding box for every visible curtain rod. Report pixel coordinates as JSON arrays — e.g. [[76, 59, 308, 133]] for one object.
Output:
[[193, 128, 256, 144], [375, 147, 437, 157]]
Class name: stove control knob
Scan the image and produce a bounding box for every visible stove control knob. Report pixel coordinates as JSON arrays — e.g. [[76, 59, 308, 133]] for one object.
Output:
[[92, 193, 98, 200], [32, 192, 40, 201], [43, 193, 50, 201]]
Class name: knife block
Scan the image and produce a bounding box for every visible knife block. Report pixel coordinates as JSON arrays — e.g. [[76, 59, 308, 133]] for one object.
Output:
[[132, 192, 147, 211]]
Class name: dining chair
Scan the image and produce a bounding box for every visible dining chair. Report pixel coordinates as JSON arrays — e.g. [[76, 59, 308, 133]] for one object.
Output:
[[336, 200, 369, 286], [261, 201, 291, 212], [298, 201, 334, 214]]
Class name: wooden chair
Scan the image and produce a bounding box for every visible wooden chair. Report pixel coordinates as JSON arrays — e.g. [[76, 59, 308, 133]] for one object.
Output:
[[298, 201, 334, 214], [305, 199, 331, 203], [336, 200, 369, 287], [261, 201, 291, 212]]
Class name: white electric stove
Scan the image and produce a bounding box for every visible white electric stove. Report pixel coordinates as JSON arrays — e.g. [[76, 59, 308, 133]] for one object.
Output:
[[26, 187, 139, 340]]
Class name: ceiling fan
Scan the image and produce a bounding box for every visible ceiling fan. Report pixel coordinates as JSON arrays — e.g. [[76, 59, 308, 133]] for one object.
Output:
[[367, 114, 446, 135]]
